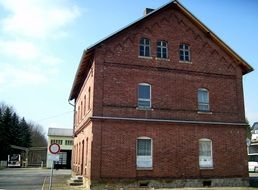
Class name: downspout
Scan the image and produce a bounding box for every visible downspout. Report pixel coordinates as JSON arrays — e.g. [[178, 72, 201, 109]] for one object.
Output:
[[69, 99, 76, 171], [68, 100, 76, 137]]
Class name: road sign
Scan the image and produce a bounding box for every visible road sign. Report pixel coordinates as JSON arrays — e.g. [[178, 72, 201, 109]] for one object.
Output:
[[48, 154, 60, 161], [49, 143, 60, 154]]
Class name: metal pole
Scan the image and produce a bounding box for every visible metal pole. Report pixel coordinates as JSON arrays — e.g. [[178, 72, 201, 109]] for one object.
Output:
[[49, 161, 54, 190]]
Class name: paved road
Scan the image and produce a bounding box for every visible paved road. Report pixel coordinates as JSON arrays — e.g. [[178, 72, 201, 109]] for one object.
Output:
[[0, 168, 71, 190]]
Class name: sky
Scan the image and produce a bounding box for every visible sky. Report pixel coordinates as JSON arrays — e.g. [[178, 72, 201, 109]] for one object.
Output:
[[0, 0, 257, 135]]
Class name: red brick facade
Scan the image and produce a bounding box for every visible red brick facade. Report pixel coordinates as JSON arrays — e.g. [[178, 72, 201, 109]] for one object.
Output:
[[69, 1, 252, 188]]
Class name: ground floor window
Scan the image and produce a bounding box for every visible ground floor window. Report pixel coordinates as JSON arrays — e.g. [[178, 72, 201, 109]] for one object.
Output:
[[137, 137, 152, 168], [199, 138, 213, 168]]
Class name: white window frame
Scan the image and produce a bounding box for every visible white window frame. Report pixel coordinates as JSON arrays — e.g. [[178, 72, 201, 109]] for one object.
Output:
[[138, 83, 151, 109], [139, 38, 151, 57], [199, 138, 213, 168], [136, 137, 153, 169], [157, 40, 168, 59], [179, 43, 191, 62], [198, 88, 210, 112]]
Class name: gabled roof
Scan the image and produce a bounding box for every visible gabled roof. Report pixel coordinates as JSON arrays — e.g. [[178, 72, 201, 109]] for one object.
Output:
[[48, 128, 73, 137], [69, 0, 253, 101]]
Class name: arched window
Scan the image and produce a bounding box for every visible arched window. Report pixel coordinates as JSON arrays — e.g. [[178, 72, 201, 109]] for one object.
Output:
[[179, 43, 190, 62], [88, 87, 91, 110], [199, 138, 213, 168], [84, 95, 86, 115], [198, 88, 209, 111], [136, 137, 152, 168], [139, 38, 151, 57], [78, 106, 80, 122], [80, 101, 83, 119], [157, 40, 168, 59], [138, 83, 151, 109]]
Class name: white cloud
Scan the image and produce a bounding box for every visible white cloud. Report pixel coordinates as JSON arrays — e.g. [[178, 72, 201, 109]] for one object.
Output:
[[0, 40, 39, 60], [0, 0, 80, 88], [0, 64, 48, 87], [0, 0, 80, 39]]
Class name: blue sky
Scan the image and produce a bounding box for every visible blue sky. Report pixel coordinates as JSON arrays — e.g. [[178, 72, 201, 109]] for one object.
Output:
[[0, 0, 257, 134]]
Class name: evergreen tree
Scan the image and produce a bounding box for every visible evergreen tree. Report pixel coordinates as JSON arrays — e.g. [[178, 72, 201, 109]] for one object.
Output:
[[19, 117, 31, 148], [0, 106, 13, 160], [0, 103, 46, 161]]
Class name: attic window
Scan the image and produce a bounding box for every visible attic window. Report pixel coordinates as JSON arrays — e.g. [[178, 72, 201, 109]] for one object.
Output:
[[179, 44, 190, 62], [157, 41, 168, 59], [139, 38, 151, 57]]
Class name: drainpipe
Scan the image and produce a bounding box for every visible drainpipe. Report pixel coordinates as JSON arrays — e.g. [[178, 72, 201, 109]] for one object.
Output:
[[68, 100, 76, 137], [69, 99, 76, 171]]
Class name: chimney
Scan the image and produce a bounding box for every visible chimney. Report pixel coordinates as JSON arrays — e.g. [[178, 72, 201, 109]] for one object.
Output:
[[144, 8, 155, 16]]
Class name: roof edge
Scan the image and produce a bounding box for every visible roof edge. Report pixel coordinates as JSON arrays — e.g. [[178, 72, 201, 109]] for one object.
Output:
[[173, 1, 253, 74], [69, 0, 254, 100]]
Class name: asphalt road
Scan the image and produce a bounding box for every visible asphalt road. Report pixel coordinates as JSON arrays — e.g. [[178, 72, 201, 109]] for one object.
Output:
[[0, 168, 71, 190]]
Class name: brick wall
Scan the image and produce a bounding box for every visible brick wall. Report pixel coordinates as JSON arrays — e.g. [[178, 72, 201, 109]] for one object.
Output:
[[92, 4, 245, 123], [72, 2, 248, 184], [90, 120, 248, 180]]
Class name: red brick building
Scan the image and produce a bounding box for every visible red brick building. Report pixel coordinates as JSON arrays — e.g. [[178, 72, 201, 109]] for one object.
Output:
[[69, 1, 253, 189]]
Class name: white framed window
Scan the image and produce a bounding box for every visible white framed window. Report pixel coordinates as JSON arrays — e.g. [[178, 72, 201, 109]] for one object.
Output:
[[157, 41, 168, 59], [51, 139, 63, 145], [199, 138, 213, 168], [198, 88, 209, 111], [138, 83, 151, 109], [65, 140, 73, 146], [179, 44, 190, 62], [139, 38, 151, 57], [137, 137, 152, 168]]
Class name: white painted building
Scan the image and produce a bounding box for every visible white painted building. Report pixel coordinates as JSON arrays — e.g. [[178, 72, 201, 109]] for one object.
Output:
[[46, 128, 73, 168]]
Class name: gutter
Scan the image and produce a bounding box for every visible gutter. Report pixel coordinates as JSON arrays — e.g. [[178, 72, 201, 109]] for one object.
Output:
[[91, 116, 247, 126]]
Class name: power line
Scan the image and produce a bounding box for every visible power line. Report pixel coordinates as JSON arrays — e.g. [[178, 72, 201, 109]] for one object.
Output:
[[36, 111, 73, 122]]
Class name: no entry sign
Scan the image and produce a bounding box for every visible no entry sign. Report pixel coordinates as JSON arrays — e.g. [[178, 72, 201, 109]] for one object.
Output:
[[49, 143, 60, 154]]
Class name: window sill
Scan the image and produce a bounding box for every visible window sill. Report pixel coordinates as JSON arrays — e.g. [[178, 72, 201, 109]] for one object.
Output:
[[138, 56, 153, 59], [200, 167, 214, 170], [197, 111, 213, 114], [136, 167, 153, 170], [155, 57, 170, 61], [179, 60, 192, 64], [136, 107, 153, 111]]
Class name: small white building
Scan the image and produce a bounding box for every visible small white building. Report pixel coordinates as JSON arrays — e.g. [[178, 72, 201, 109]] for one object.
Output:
[[47, 128, 73, 169]]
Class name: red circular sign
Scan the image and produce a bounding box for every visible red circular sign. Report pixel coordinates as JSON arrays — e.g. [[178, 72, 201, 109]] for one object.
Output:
[[49, 143, 60, 154]]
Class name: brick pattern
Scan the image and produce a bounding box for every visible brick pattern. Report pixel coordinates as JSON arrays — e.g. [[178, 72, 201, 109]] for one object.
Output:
[[90, 120, 248, 180], [72, 3, 248, 183]]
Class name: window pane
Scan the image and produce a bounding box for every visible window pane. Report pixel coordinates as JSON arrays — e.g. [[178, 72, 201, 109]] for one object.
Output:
[[140, 46, 144, 56], [138, 100, 151, 108], [162, 51, 167, 59], [199, 141, 211, 156], [198, 104, 209, 111], [157, 41, 161, 46], [199, 140, 213, 168], [139, 85, 150, 99], [145, 39, 150, 45], [179, 44, 184, 49], [137, 139, 151, 156], [198, 90, 208, 103], [145, 46, 150, 56]]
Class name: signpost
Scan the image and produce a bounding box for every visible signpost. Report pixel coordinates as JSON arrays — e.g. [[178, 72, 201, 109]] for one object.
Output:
[[48, 143, 60, 190]]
